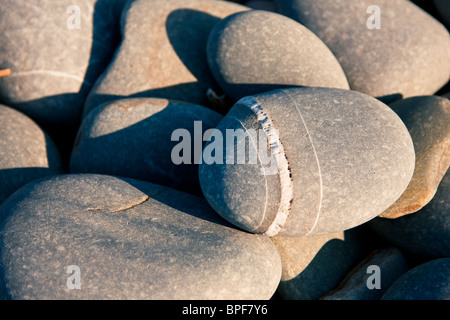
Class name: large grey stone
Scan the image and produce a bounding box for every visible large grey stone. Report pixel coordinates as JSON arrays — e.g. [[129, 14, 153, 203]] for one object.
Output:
[[198, 87, 415, 237], [322, 247, 410, 300], [70, 98, 223, 196], [275, 0, 450, 99], [206, 10, 349, 101], [0, 104, 64, 205], [272, 227, 372, 300], [0, 0, 128, 128], [369, 169, 450, 259], [380, 96, 450, 218], [83, 0, 249, 117], [0, 174, 281, 300], [382, 258, 450, 300]]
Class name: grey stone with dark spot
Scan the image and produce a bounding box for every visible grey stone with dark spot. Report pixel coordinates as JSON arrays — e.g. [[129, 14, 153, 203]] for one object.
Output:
[[0, 0, 128, 128], [70, 98, 223, 196], [199, 87, 415, 237], [382, 258, 450, 300], [0, 174, 282, 300], [323, 247, 410, 300], [272, 227, 372, 300], [369, 169, 450, 259], [206, 10, 349, 101], [275, 0, 450, 99], [0, 104, 64, 204], [83, 0, 249, 117]]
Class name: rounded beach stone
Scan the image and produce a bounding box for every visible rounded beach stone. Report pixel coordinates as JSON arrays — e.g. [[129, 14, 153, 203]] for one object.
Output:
[[0, 174, 281, 300], [206, 10, 349, 101], [379, 96, 450, 218], [0, 0, 128, 128], [369, 169, 450, 259], [434, 0, 450, 27], [381, 258, 450, 300], [272, 227, 372, 300], [198, 87, 415, 237], [70, 98, 223, 196], [274, 0, 450, 99], [82, 0, 249, 117], [322, 247, 410, 300], [0, 104, 64, 204]]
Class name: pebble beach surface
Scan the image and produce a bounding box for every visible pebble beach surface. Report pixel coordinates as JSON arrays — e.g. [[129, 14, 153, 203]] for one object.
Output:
[[0, 0, 449, 301]]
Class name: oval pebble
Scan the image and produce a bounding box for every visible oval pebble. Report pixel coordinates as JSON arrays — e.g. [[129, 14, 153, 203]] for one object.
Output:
[[198, 87, 415, 237], [70, 98, 223, 196], [275, 0, 450, 99], [379, 96, 450, 218], [0, 174, 281, 300], [206, 10, 349, 101], [0, 0, 128, 128], [369, 169, 450, 259], [82, 0, 249, 117], [323, 247, 410, 300], [0, 104, 64, 204], [272, 227, 373, 300], [382, 258, 450, 300]]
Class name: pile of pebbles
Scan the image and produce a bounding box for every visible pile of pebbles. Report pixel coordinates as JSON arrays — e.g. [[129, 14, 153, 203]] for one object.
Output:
[[0, 0, 449, 300]]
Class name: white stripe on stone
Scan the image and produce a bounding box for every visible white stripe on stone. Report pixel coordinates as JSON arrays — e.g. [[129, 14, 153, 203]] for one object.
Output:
[[239, 96, 293, 237]]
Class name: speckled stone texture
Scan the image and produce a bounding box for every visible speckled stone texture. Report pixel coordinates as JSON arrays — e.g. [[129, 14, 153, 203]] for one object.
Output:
[[272, 227, 372, 300], [0, 174, 282, 300], [70, 98, 223, 196], [0, 104, 64, 204], [322, 247, 410, 300], [369, 169, 450, 259], [0, 0, 128, 128], [275, 0, 450, 99], [382, 258, 450, 300], [83, 0, 249, 117], [199, 87, 415, 237], [434, 0, 450, 27], [206, 10, 349, 101], [380, 96, 450, 218]]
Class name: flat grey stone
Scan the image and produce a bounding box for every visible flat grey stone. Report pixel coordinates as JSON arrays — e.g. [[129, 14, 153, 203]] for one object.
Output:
[[275, 0, 450, 99], [83, 0, 249, 117], [382, 258, 450, 300], [379, 96, 450, 218], [369, 169, 450, 259], [0, 0, 128, 128], [272, 227, 372, 300], [434, 0, 450, 27], [206, 10, 349, 101], [199, 87, 415, 237], [322, 247, 410, 300], [0, 104, 64, 204], [0, 174, 282, 300], [70, 98, 223, 196]]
